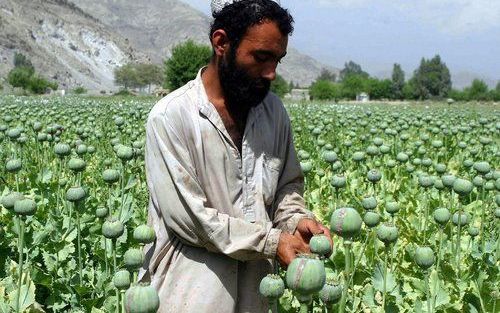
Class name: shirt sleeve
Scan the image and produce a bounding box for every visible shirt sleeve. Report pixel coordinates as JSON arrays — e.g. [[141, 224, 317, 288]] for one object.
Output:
[[145, 112, 281, 261], [271, 109, 316, 234]]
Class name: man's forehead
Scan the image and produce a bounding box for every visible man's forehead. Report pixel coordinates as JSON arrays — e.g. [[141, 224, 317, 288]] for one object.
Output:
[[211, 0, 281, 15], [239, 21, 288, 52]]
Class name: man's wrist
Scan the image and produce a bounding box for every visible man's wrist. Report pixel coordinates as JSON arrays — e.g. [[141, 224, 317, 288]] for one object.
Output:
[[285, 213, 317, 234]]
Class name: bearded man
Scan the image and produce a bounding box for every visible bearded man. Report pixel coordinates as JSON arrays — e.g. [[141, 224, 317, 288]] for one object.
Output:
[[140, 0, 332, 312]]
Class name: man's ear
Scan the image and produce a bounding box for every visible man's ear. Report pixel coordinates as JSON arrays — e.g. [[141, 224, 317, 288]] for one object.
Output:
[[211, 29, 230, 58]]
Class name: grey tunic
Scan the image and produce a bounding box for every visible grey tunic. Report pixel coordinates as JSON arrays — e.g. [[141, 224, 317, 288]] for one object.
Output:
[[140, 68, 314, 312]]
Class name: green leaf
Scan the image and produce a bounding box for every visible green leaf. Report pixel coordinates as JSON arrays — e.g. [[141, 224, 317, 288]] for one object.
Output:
[[372, 262, 397, 294], [429, 269, 450, 309], [7, 281, 35, 312]]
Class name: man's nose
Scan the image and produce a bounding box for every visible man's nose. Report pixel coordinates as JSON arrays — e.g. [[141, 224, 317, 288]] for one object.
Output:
[[261, 63, 278, 81]]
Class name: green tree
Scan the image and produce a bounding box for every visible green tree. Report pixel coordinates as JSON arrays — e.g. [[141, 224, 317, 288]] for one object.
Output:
[[14, 52, 34, 72], [27, 75, 58, 94], [270, 74, 290, 97], [7, 67, 33, 89], [341, 74, 368, 99], [408, 55, 451, 100], [366, 78, 392, 100], [114, 64, 140, 90], [137, 63, 163, 93], [164, 40, 211, 90], [466, 79, 489, 100], [340, 61, 369, 81], [309, 80, 341, 100], [391, 63, 405, 99], [316, 68, 337, 82]]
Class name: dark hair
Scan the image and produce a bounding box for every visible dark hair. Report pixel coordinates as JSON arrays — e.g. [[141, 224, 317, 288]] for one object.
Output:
[[209, 0, 294, 51]]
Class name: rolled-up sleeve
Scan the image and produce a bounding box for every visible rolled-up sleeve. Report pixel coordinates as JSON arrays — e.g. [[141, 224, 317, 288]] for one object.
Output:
[[271, 111, 316, 234], [146, 113, 281, 261]]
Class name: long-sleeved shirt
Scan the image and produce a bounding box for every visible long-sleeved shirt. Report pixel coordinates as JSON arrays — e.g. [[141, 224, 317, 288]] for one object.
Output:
[[139, 67, 314, 313]]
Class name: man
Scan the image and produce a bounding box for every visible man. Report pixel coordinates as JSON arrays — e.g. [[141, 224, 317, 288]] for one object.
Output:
[[140, 0, 332, 312]]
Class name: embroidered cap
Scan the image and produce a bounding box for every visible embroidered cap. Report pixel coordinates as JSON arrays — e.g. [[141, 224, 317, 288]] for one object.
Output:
[[211, 0, 281, 16]]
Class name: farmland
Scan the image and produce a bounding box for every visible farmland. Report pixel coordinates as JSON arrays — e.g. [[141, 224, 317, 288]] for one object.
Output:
[[0, 96, 498, 312]]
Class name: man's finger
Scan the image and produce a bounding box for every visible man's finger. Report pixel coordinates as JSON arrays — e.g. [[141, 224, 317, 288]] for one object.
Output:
[[318, 224, 333, 246]]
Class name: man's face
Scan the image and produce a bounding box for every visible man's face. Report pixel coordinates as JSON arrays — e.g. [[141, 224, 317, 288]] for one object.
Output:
[[218, 20, 288, 114]]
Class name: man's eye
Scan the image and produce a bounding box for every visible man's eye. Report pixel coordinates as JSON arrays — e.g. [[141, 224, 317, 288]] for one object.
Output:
[[255, 55, 268, 62]]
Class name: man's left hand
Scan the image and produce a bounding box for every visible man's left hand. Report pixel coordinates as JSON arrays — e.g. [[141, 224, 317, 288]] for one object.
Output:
[[293, 218, 333, 254]]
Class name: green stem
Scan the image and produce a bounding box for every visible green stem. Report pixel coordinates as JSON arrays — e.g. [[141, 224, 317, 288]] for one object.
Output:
[[382, 246, 388, 309], [456, 202, 463, 278], [76, 209, 83, 285], [425, 270, 431, 313], [16, 217, 25, 313], [112, 240, 117, 273], [423, 192, 429, 243], [299, 302, 309, 313], [339, 240, 352, 313]]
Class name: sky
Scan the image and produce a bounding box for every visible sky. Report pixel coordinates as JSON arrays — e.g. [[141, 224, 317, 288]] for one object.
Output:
[[181, 0, 500, 86]]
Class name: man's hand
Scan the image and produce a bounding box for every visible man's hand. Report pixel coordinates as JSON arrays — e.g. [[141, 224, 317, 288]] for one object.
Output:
[[276, 232, 309, 268], [294, 218, 333, 256]]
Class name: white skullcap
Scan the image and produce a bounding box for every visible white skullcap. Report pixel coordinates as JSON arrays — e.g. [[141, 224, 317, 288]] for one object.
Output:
[[211, 0, 281, 16]]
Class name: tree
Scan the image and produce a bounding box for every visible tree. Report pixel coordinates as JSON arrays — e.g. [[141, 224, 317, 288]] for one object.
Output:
[[391, 63, 405, 100], [408, 55, 451, 100], [270, 74, 290, 97], [341, 74, 368, 99], [316, 68, 337, 82], [114, 64, 140, 90], [366, 78, 392, 100], [309, 80, 341, 100], [14, 52, 34, 72], [7, 67, 33, 89], [137, 63, 163, 93], [164, 40, 211, 90], [466, 79, 489, 100], [339, 61, 369, 81]]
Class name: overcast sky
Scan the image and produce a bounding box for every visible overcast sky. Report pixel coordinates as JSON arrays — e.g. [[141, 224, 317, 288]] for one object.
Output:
[[181, 0, 500, 85]]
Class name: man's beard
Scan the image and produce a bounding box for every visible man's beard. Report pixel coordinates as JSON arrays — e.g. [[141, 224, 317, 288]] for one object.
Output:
[[218, 48, 271, 118]]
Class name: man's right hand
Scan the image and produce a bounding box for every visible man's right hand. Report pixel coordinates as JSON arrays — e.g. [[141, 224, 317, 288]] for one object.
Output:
[[276, 232, 309, 268]]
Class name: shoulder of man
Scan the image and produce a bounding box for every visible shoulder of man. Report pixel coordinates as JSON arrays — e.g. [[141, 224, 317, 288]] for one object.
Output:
[[147, 80, 199, 128]]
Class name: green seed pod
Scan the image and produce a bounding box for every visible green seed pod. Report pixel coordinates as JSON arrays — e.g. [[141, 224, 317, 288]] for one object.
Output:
[[496, 194, 500, 207], [124, 284, 160, 313], [463, 159, 474, 169], [396, 152, 409, 163], [286, 254, 326, 300], [95, 207, 108, 218], [385, 201, 400, 215], [300, 161, 313, 174], [259, 274, 285, 300], [495, 208, 500, 219], [318, 278, 342, 305], [1, 192, 25, 210], [472, 176, 484, 188], [322, 151, 337, 163], [124, 248, 144, 270], [352, 151, 365, 162], [414, 246, 435, 270], [133, 225, 156, 244], [468, 226, 479, 237], [433, 208, 450, 226], [330, 175, 346, 188], [68, 158, 86, 172], [434, 163, 447, 174], [452, 212, 470, 226], [376, 223, 398, 245], [418, 175, 434, 188], [113, 270, 131, 290], [59, 178, 68, 187], [76, 144, 87, 155], [14, 198, 37, 216], [5, 159, 22, 173], [363, 211, 380, 228], [361, 196, 377, 210], [6, 128, 21, 139], [117, 145, 134, 161], [484, 181, 494, 191], [367, 169, 381, 183], [309, 235, 332, 258], [473, 161, 490, 175], [330, 207, 362, 240], [54, 143, 71, 157], [102, 218, 125, 239], [453, 178, 473, 196], [366, 145, 379, 156], [441, 174, 456, 189], [434, 178, 445, 190], [379, 145, 390, 154], [102, 169, 120, 184], [65, 186, 86, 203]]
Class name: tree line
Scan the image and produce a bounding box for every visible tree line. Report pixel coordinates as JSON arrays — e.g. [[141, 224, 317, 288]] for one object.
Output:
[[310, 56, 500, 102]]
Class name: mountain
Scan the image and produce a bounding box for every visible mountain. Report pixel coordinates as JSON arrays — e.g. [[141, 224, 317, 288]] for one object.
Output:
[[0, 0, 334, 91], [70, 0, 335, 88], [0, 0, 147, 91]]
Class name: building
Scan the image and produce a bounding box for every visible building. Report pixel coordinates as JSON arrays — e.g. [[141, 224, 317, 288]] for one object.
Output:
[[356, 92, 369, 102]]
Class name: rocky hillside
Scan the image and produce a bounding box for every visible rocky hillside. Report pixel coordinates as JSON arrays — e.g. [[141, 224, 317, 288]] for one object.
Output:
[[0, 0, 334, 91], [0, 0, 147, 91]]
